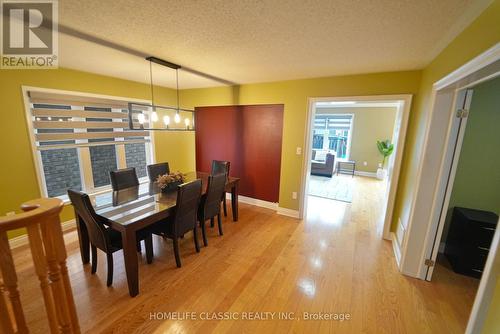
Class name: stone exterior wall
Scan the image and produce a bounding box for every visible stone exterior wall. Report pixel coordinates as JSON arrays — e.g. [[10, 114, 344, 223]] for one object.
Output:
[[89, 145, 117, 187], [40, 148, 82, 197], [125, 143, 147, 178]]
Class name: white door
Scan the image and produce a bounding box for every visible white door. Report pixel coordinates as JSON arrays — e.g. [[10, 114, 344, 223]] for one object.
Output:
[[424, 88, 474, 281]]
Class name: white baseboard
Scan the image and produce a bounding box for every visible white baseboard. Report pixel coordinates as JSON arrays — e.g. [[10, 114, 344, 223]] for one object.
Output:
[[276, 207, 300, 219], [391, 232, 402, 267], [230, 194, 278, 210], [225, 193, 300, 219], [395, 217, 406, 248], [8, 219, 76, 249], [354, 171, 378, 178]]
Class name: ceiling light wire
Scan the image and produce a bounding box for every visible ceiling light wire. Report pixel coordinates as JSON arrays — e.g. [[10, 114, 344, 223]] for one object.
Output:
[[176, 68, 180, 114], [149, 59, 155, 106]]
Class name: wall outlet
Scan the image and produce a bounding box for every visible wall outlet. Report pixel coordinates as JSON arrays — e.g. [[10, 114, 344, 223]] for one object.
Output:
[[6, 211, 15, 216], [363, 161, 368, 166], [296, 147, 302, 155], [292, 192, 298, 199]]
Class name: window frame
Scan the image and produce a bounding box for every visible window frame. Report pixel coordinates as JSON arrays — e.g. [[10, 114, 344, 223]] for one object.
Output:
[[22, 86, 156, 203], [312, 113, 354, 161]]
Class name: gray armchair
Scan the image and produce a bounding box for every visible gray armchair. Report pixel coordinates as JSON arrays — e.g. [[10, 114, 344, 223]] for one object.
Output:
[[311, 153, 335, 177]]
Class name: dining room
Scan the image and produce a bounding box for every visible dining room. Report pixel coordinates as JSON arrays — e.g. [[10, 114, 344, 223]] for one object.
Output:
[[1, 1, 499, 333]]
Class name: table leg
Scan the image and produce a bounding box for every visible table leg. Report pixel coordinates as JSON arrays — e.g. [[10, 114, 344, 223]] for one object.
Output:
[[231, 184, 239, 222], [121, 229, 139, 297], [75, 214, 90, 264]]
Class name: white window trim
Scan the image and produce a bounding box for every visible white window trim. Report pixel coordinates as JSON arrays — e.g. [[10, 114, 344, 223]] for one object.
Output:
[[312, 113, 354, 161], [22, 86, 156, 204]]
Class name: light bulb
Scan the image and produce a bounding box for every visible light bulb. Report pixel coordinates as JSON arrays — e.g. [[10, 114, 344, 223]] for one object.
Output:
[[184, 118, 190, 127], [47, 116, 52, 121], [163, 115, 170, 126], [138, 113, 145, 124], [151, 111, 158, 122], [174, 113, 181, 123]]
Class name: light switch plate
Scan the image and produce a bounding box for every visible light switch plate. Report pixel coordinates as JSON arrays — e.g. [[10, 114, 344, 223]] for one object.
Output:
[[296, 147, 302, 155]]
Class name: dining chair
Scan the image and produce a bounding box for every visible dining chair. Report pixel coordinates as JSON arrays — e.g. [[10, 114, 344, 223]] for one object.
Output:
[[198, 173, 227, 246], [68, 190, 153, 286], [211, 160, 230, 217], [151, 179, 202, 268], [147, 162, 170, 182], [109, 167, 139, 191]]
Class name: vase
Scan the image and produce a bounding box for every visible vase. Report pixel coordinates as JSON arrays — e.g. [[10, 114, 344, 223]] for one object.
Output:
[[161, 181, 182, 192], [376, 168, 387, 180]]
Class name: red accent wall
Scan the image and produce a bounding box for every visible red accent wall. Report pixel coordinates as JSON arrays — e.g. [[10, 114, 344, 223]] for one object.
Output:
[[195, 104, 284, 202]]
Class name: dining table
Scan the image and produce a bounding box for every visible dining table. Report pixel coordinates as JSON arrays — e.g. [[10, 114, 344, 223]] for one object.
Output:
[[74, 171, 240, 297]]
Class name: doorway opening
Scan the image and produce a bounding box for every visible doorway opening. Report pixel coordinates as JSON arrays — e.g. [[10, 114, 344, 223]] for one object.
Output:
[[300, 95, 412, 240], [418, 75, 500, 330]]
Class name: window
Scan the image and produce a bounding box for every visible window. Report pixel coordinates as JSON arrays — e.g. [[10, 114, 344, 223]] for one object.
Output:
[[313, 114, 353, 160], [26, 89, 154, 200], [312, 134, 324, 149]]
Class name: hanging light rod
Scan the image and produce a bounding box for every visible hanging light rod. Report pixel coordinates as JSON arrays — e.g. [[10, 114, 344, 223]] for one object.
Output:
[[127, 57, 195, 131], [145, 56, 181, 70]]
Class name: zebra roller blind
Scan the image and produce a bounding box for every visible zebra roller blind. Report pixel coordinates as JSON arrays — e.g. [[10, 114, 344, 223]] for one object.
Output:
[[28, 91, 150, 150], [26, 90, 154, 198]]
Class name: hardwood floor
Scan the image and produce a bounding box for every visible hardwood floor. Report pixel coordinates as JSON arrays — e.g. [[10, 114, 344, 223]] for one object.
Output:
[[12, 176, 478, 333]]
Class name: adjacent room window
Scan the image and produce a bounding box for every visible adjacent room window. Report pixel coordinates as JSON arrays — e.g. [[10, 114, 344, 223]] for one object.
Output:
[[313, 114, 353, 160], [26, 89, 154, 200]]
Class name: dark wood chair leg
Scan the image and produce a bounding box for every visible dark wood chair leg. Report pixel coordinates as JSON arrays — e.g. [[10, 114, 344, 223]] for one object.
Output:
[[217, 213, 223, 236], [173, 238, 181, 268], [200, 220, 208, 246], [145, 235, 153, 264], [106, 253, 113, 287], [210, 217, 214, 228], [193, 227, 200, 253], [223, 194, 228, 217], [136, 242, 142, 253], [91, 245, 97, 274]]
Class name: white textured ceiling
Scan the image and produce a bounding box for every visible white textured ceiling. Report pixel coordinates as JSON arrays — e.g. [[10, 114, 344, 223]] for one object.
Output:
[[58, 0, 492, 89]]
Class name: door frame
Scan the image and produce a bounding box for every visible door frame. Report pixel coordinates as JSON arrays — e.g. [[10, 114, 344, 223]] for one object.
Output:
[[300, 94, 412, 242], [398, 43, 500, 280], [423, 88, 474, 280], [466, 219, 500, 333]]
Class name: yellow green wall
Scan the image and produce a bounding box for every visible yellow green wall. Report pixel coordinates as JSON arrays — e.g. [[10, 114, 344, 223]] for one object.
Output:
[[0, 68, 194, 239], [391, 0, 500, 231], [316, 107, 397, 173], [181, 71, 421, 210], [179, 0, 498, 216], [441, 77, 500, 242]]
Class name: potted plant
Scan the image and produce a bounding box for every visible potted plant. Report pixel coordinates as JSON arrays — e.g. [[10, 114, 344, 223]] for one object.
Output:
[[376, 140, 394, 180], [156, 171, 187, 191]]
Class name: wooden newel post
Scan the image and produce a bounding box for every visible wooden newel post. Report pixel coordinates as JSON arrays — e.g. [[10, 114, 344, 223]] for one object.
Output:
[[0, 198, 80, 333]]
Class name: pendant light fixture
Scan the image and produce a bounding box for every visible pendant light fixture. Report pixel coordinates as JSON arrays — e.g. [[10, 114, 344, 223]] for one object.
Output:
[[128, 56, 195, 131]]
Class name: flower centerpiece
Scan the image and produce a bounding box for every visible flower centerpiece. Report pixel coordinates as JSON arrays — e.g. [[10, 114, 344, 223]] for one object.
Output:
[[156, 171, 187, 191]]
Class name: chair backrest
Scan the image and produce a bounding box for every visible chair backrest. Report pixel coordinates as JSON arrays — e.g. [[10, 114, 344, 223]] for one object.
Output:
[[147, 162, 170, 182], [109, 167, 139, 191], [202, 173, 227, 219], [67, 189, 109, 251], [325, 153, 335, 167], [173, 179, 202, 237], [211, 160, 230, 178]]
